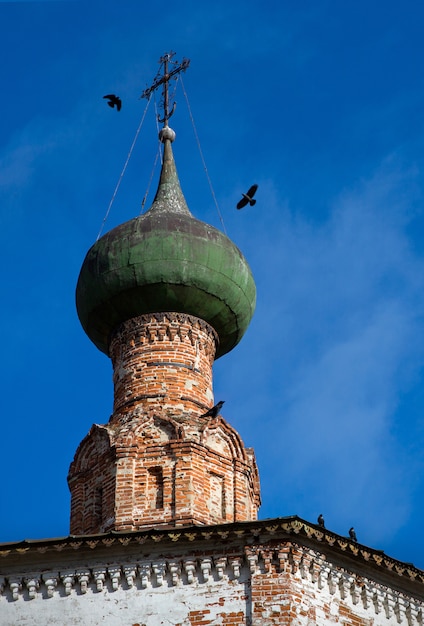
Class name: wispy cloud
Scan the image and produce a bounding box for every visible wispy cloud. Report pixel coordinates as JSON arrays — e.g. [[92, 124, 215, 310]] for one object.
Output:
[[219, 155, 424, 545]]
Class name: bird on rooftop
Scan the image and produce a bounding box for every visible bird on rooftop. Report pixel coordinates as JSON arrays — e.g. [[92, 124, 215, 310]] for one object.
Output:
[[317, 514, 325, 528], [200, 400, 225, 418], [236, 184, 258, 209], [349, 527, 357, 542], [103, 94, 122, 111]]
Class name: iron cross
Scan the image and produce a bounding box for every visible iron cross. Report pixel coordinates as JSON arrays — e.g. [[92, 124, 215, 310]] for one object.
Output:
[[141, 51, 190, 124]]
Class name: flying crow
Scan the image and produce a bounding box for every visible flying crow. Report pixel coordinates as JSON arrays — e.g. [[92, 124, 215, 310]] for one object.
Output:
[[317, 514, 325, 528], [349, 527, 357, 542], [237, 184, 258, 209], [200, 400, 225, 418], [103, 94, 122, 111]]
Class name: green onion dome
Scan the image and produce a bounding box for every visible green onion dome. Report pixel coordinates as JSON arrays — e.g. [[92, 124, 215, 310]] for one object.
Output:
[[76, 133, 256, 359]]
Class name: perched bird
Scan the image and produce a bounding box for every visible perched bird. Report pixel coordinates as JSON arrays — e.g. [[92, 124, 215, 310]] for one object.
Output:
[[317, 514, 325, 528], [200, 400, 225, 418], [103, 94, 122, 111], [349, 527, 357, 542], [236, 184, 258, 209]]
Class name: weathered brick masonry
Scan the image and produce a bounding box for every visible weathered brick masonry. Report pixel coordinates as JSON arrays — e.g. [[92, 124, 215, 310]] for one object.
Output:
[[110, 313, 217, 415], [68, 312, 260, 534]]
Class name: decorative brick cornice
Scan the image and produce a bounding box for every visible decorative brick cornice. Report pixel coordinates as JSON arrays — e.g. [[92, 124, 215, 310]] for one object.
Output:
[[0, 556, 245, 602], [1, 534, 424, 623], [1, 517, 423, 590], [110, 312, 219, 355]]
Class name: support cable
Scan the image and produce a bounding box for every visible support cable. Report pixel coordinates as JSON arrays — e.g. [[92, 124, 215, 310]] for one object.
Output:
[[96, 95, 152, 241], [179, 76, 227, 234], [139, 98, 164, 213], [140, 143, 161, 213]]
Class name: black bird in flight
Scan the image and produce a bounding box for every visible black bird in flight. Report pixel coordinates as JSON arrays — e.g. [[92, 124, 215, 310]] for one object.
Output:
[[349, 527, 357, 542], [200, 400, 225, 418], [317, 514, 325, 528], [103, 94, 122, 111], [237, 184, 258, 209]]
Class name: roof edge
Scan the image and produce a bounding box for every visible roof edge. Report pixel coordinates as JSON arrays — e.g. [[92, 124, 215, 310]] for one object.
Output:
[[1, 515, 422, 583]]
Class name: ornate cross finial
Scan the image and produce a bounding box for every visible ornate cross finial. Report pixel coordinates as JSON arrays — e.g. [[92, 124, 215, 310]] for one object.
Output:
[[141, 51, 190, 125]]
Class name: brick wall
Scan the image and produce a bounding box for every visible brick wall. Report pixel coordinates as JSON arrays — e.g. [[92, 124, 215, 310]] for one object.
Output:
[[109, 313, 218, 418], [68, 312, 260, 534]]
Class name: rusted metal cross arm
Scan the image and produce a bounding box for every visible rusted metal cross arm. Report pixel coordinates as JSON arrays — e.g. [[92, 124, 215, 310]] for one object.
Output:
[[140, 58, 190, 100]]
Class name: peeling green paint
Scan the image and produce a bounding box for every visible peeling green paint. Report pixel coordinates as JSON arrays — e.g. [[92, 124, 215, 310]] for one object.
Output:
[[76, 141, 256, 359]]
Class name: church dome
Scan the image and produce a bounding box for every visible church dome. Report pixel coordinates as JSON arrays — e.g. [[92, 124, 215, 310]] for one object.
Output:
[[76, 137, 256, 359]]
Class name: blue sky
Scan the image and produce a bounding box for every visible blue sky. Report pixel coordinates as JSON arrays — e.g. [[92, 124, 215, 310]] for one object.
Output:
[[2, 0, 424, 569]]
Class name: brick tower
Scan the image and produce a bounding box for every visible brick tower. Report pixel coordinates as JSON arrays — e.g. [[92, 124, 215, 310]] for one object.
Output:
[[68, 57, 260, 534]]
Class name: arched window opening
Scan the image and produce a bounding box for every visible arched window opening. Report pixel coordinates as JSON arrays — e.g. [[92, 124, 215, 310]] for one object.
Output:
[[94, 486, 103, 524], [148, 467, 164, 509]]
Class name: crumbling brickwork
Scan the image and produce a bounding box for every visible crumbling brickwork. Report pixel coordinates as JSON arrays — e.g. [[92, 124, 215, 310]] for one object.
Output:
[[109, 313, 218, 417], [68, 313, 260, 534]]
